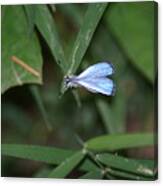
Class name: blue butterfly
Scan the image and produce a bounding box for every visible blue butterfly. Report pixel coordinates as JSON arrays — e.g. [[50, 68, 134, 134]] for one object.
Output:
[[64, 62, 115, 96]]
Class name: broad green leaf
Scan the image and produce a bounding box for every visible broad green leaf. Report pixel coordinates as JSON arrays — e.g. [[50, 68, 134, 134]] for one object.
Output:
[[66, 3, 108, 75], [86, 133, 154, 152], [2, 5, 42, 94], [34, 5, 66, 72], [24, 5, 36, 35], [97, 153, 154, 177], [48, 150, 85, 178], [29, 85, 52, 131], [80, 169, 103, 179], [1, 144, 97, 172], [105, 2, 157, 82]]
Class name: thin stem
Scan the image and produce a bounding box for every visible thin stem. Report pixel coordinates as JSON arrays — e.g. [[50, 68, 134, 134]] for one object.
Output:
[[11, 56, 40, 77]]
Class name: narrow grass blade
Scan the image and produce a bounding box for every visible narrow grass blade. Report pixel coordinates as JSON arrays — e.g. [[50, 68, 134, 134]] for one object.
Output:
[[86, 133, 154, 152], [34, 5, 66, 72], [96, 92, 126, 134], [67, 3, 108, 75], [72, 89, 82, 108], [80, 169, 103, 179], [1, 144, 97, 172], [106, 168, 153, 180], [2, 144, 73, 164], [34, 167, 52, 178], [48, 150, 85, 178], [96, 153, 154, 177], [137, 159, 155, 170], [29, 85, 52, 131], [96, 99, 114, 133], [49, 4, 56, 13]]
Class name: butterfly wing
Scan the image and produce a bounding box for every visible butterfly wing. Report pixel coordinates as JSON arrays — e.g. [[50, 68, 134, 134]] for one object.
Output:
[[77, 62, 114, 79], [76, 77, 115, 96]]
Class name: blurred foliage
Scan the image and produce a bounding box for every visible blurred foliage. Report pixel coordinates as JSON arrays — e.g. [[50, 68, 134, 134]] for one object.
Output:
[[106, 2, 155, 82], [1, 2, 157, 180]]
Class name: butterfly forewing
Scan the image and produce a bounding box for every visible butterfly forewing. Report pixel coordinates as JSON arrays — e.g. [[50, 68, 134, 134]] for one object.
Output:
[[77, 62, 114, 79]]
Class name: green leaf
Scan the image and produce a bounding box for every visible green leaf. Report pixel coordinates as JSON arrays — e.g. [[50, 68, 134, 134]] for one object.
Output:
[[34, 5, 66, 72], [1, 144, 97, 172], [97, 153, 154, 177], [86, 133, 154, 152], [48, 150, 85, 178], [80, 169, 103, 179], [105, 2, 157, 82], [2, 5, 42, 94], [66, 3, 108, 75]]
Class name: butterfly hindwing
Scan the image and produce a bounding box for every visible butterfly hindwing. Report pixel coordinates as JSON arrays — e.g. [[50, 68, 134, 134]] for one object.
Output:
[[76, 77, 115, 96]]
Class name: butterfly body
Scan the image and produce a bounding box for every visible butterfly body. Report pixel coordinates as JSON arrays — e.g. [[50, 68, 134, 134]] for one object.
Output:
[[64, 62, 115, 96]]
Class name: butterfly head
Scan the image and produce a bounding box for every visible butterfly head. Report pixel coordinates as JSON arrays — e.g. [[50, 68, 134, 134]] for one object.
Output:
[[63, 75, 78, 88]]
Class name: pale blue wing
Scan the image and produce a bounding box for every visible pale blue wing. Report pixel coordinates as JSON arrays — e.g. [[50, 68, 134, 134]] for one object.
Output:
[[77, 62, 114, 79], [76, 77, 115, 96]]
